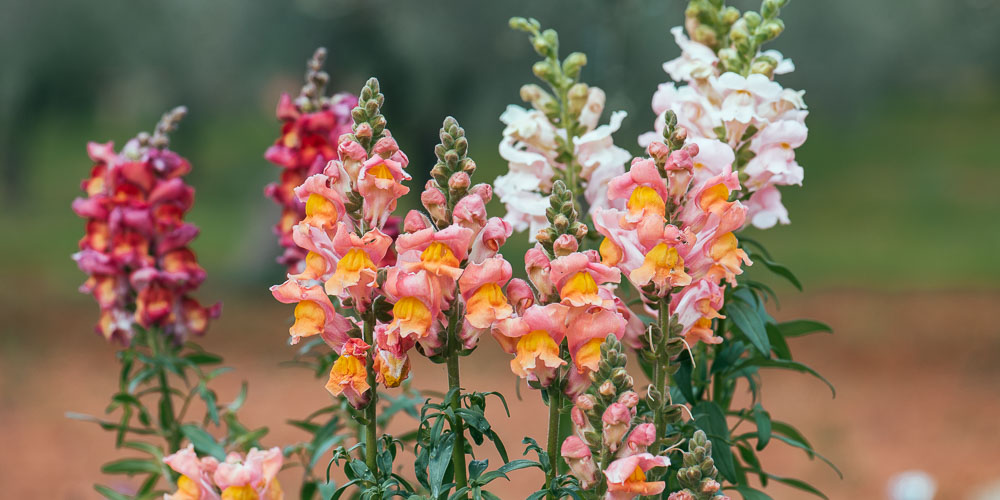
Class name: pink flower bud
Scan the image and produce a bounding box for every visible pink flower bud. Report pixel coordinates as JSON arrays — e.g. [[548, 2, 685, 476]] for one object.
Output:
[[575, 394, 597, 411], [602, 402, 632, 452], [403, 210, 431, 233], [618, 390, 639, 409], [355, 122, 373, 139], [420, 181, 448, 223], [506, 278, 534, 316], [448, 171, 471, 191], [469, 183, 493, 204], [701, 479, 721, 494], [561, 436, 598, 489], [552, 234, 579, 257], [452, 193, 487, 234], [338, 139, 368, 182], [469, 217, 512, 264], [372, 136, 399, 158], [667, 492, 696, 500], [647, 140, 671, 162], [525, 246, 553, 297], [625, 423, 656, 454], [598, 380, 616, 397]]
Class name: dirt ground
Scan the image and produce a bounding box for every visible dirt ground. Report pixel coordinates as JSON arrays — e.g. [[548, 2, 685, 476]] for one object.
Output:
[[2, 289, 999, 499]]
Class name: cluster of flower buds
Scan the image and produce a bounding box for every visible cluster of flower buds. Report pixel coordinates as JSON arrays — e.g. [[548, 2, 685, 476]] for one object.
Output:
[[265, 47, 358, 272], [666, 430, 729, 500], [494, 182, 642, 395], [593, 117, 751, 346], [163, 444, 284, 500], [395, 116, 515, 360], [494, 18, 631, 239], [72, 107, 221, 344], [561, 335, 671, 499], [641, 0, 806, 229], [270, 78, 411, 408]]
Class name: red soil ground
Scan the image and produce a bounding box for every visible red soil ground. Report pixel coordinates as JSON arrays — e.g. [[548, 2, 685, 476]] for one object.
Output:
[[2, 289, 999, 499]]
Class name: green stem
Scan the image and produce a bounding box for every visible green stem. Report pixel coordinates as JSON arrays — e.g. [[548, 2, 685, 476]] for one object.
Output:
[[652, 296, 671, 456], [148, 328, 181, 451], [544, 387, 562, 499], [447, 348, 468, 495], [362, 316, 379, 475], [556, 83, 581, 201]]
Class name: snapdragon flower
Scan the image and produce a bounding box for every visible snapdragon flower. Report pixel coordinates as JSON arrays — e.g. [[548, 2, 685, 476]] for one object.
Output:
[[595, 120, 751, 346], [265, 47, 357, 272], [163, 445, 284, 500], [640, 13, 808, 229], [72, 107, 220, 344]]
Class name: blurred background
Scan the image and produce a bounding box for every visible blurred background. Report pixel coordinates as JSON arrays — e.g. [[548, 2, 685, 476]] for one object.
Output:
[[2, 0, 999, 498]]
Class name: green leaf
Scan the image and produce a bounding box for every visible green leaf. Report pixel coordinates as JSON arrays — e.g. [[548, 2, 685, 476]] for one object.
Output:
[[764, 473, 829, 499], [739, 358, 836, 397], [184, 352, 223, 365], [692, 402, 737, 484], [101, 458, 161, 475], [765, 324, 792, 360], [749, 252, 802, 291], [731, 486, 773, 500], [180, 424, 226, 460], [197, 382, 220, 426], [94, 484, 132, 500], [228, 382, 249, 412], [726, 299, 771, 357], [777, 320, 833, 338], [122, 441, 164, 459], [753, 404, 772, 450]]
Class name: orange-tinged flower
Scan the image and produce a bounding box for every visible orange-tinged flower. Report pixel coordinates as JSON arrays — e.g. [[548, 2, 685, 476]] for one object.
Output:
[[389, 297, 434, 340], [300, 193, 340, 234], [708, 232, 752, 282], [464, 283, 513, 329], [511, 330, 566, 382], [573, 338, 604, 374], [604, 453, 671, 500], [397, 224, 474, 284], [629, 242, 692, 293], [599, 237, 624, 267], [627, 185, 666, 221], [374, 348, 411, 388], [560, 271, 601, 308], [221, 485, 258, 500], [291, 300, 326, 339], [326, 338, 371, 408]]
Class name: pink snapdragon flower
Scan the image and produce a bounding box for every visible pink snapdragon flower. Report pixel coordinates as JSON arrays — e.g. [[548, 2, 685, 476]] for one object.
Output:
[[163, 446, 284, 500]]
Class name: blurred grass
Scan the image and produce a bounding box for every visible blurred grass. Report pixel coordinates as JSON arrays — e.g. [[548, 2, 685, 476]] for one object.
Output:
[[2, 92, 998, 296]]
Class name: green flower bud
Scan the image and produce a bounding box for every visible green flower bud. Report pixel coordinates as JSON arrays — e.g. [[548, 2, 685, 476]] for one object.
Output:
[[744, 11, 762, 29], [750, 55, 778, 77], [721, 6, 741, 25], [691, 24, 718, 47], [761, 0, 780, 19], [562, 52, 588, 79], [532, 61, 555, 82], [730, 19, 750, 43], [761, 19, 785, 40]]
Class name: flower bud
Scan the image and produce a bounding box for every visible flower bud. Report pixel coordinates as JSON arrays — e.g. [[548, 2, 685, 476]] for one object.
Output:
[[567, 82, 590, 117], [760, 19, 784, 40], [618, 390, 639, 409], [701, 479, 721, 494], [667, 492, 696, 500], [532, 61, 555, 81], [601, 402, 631, 452], [420, 181, 448, 223], [750, 55, 778, 78], [562, 52, 587, 79], [744, 11, 763, 28], [452, 193, 487, 235], [506, 278, 535, 315], [625, 423, 656, 454], [469, 183, 492, 204], [599, 380, 616, 397], [575, 393, 597, 411], [552, 234, 579, 257], [561, 436, 598, 489], [403, 210, 431, 233], [553, 214, 570, 231], [354, 122, 373, 140], [691, 24, 718, 48], [525, 246, 553, 297], [721, 6, 741, 25], [448, 171, 471, 191]]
